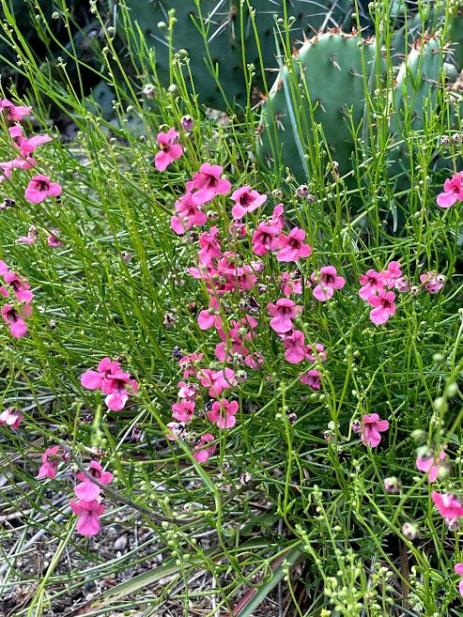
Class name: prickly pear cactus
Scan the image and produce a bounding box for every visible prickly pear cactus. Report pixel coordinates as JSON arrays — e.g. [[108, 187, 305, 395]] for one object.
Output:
[[257, 31, 381, 182], [390, 36, 445, 136], [118, 0, 372, 109], [121, 0, 244, 109]]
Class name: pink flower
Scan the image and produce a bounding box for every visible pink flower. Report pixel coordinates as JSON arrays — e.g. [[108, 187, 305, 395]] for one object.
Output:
[[455, 564, 463, 598], [436, 171, 463, 208], [25, 175, 62, 204], [431, 491, 463, 520], [382, 261, 402, 286], [74, 460, 113, 501], [306, 343, 327, 363], [186, 163, 231, 206], [269, 203, 285, 230], [420, 272, 445, 294], [198, 226, 222, 265], [283, 330, 306, 364], [47, 231, 63, 247], [193, 433, 216, 463], [277, 228, 312, 262], [197, 298, 223, 331], [299, 369, 321, 390], [231, 186, 267, 219], [368, 290, 397, 325], [70, 499, 105, 537], [244, 352, 264, 369], [0, 98, 32, 122], [207, 399, 238, 429], [9, 125, 52, 156], [267, 298, 302, 334], [280, 272, 303, 296], [80, 358, 138, 411], [3, 270, 33, 303], [395, 276, 411, 293], [154, 128, 183, 171], [198, 367, 237, 398], [172, 400, 195, 422], [359, 413, 389, 448], [37, 445, 61, 479], [179, 353, 204, 379], [252, 222, 281, 256], [166, 421, 184, 441], [0, 407, 23, 429], [1, 303, 32, 338], [171, 192, 208, 235], [359, 270, 386, 301], [16, 226, 38, 246], [311, 266, 345, 302], [416, 449, 448, 483]]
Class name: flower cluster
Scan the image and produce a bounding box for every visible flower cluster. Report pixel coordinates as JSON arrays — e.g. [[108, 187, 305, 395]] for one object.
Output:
[[0, 98, 61, 203], [36, 445, 111, 537], [358, 261, 445, 326], [80, 357, 139, 411], [0, 260, 33, 338]]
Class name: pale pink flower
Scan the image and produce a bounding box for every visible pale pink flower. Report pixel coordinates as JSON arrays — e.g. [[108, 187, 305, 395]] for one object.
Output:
[[193, 433, 216, 463], [74, 460, 113, 501], [299, 369, 321, 390], [277, 228, 312, 262], [0, 98, 32, 122], [280, 272, 303, 296], [244, 352, 264, 369], [186, 163, 231, 206], [267, 298, 302, 334], [1, 303, 32, 338], [420, 272, 445, 294], [431, 491, 463, 520], [359, 413, 389, 447], [207, 399, 238, 429], [436, 171, 463, 208], [381, 261, 402, 286], [172, 400, 195, 422], [395, 276, 411, 293], [177, 381, 198, 400], [179, 353, 204, 379], [171, 192, 208, 235], [37, 445, 61, 479], [231, 186, 267, 219], [47, 231, 63, 247], [306, 343, 327, 363], [25, 175, 62, 204], [166, 421, 184, 441], [311, 266, 345, 302], [154, 128, 183, 171], [368, 290, 397, 325], [416, 449, 448, 483], [70, 499, 105, 537], [0, 407, 23, 429], [283, 330, 306, 365], [16, 226, 38, 246]]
